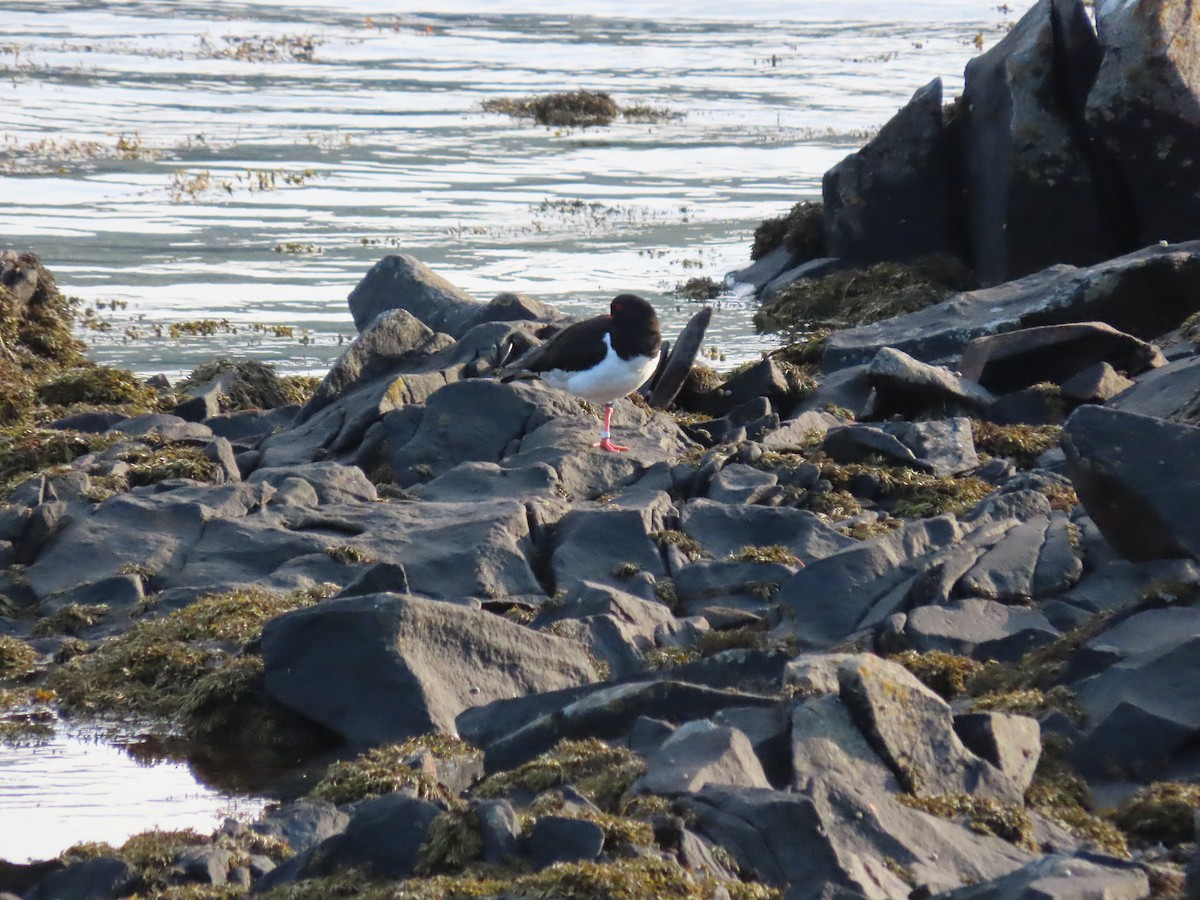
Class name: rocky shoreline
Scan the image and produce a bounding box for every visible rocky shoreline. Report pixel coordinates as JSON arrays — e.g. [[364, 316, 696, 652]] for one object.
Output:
[[3, 0, 1200, 898]]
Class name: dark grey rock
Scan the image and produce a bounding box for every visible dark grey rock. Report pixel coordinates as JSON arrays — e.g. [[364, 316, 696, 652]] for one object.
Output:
[[299, 308, 455, 422], [838, 654, 1023, 802], [203, 437, 241, 483], [204, 407, 297, 444], [307, 792, 441, 878], [30, 857, 137, 900], [347, 254, 482, 336], [792, 692, 899, 794], [761, 410, 848, 451], [819, 424, 927, 470], [761, 257, 846, 301], [390, 379, 580, 486], [679, 498, 856, 563], [475, 799, 521, 866], [959, 322, 1165, 394], [692, 358, 798, 419], [961, 0, 1114, 284], [176, 847, 233, 885], [250, 462, 375, 505], [466, 291, 564, 331], [1108, 354, 1200, 421], [706, 463, 778, 504], [953, 712, 1041, 791], [887, 417, 980, 477], [633, 720, 771, 795], [251, 798, 350, 852], [822, 242, 1200, 371], [936, 852, 1148, 900], [262, 593, 596, 745], [775, 516, 965, 649], [1074, 630, 1200, 778], [674, 559, 798, 609], [903, 599, 1060, 663], [678, 783, 1030, 898], [957, 516, 1049, 603], [647, 305, 712, 409], [48, 410, 127, 433], [38, 573, 145, 618], [527, 816, 604, 869], [727, 245, 807, 293], [1060, 361, 1135, 403], [867, 347, 994, 414], [711, 705, 792, 789], [1086, 0, 1200, 248], [1063, 405, 1200, 561], [106, 413, 214, 442], [824, 78, 963, 264], [550, 492, 671, 596], [482, 679, 778, 773]]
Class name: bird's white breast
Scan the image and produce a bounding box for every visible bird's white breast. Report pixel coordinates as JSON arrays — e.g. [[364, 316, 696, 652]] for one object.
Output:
[[542, 334, 660, 405]]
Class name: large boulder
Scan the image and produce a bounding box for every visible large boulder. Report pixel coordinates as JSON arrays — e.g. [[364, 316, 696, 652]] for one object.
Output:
[[1062, 405, 1200, 560], [347, 254, 483, 336], [823, 78, 965, 264], [962, 0, 1114, 284], [1086, 0, 1200, 248], [261, 593, 597, 744]]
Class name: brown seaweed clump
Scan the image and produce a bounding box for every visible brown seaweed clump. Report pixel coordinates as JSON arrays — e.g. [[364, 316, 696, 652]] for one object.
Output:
[[754, 255, 977, 340], [750, 200, 826, 262]]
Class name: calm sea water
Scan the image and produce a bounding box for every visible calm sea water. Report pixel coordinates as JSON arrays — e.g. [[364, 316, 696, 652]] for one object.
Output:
[[0, 0, 1032, 864], [1, 0, 1030, 378]]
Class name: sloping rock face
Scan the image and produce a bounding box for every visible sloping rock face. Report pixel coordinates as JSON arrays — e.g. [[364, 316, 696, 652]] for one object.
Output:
[[823, 78, 965, 264], [1062, 405, 1200, 561], [261, 593, 598, 744], [962, 0, 1115, 284]]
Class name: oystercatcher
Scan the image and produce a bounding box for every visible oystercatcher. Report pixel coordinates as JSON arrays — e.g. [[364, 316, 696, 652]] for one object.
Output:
[[499, 293, 662, 452]]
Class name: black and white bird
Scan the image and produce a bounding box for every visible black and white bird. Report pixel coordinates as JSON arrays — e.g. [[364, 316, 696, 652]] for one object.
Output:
[[499, 293, 662, 452]]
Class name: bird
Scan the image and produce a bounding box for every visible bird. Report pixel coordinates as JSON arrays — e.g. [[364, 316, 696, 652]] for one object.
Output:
[[498, 293, 662, 452]]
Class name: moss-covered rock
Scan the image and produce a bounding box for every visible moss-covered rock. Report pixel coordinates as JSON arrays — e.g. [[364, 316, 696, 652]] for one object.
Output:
[[176, 358, 311, 411], [474, 739, 647, 814], [970, 421, 1062, 469], [36, 364, 162, 411], [754, 255, 977, 339], [1106, 781, 1200, 846], [0, 427, 117, 493], [899, 793, 1036, 851], [888, 650, 983, 701], [47, 584, 335, 718], [0, 635, 38, 679], [311, 736, 476, 805], [750, 201, 825, 262]]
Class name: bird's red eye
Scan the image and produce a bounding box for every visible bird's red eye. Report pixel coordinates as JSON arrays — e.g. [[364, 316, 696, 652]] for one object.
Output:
[[613, 302, 624, 312]]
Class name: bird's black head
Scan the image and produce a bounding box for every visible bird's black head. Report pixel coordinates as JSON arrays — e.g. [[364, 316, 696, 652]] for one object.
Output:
[[609, 293, 658, 327], [608, 293, 660, 357]]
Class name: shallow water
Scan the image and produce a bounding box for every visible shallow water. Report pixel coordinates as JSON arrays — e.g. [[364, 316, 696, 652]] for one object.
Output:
[[0, 728, 271, 862], [1, 0, 1030, 377], [0, 0, 1033, 866]]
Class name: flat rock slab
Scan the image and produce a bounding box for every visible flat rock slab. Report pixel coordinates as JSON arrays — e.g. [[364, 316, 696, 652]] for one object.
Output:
[[1109, 353, 1200, 422], [904, 598, 1060, 663], [959, 322, 1164, 394], [262, 592, 597, 745], [822, 241, 1200, 371]]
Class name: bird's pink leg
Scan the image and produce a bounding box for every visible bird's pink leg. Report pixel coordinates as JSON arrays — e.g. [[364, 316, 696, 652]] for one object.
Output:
[[595, 402, 628, 452]]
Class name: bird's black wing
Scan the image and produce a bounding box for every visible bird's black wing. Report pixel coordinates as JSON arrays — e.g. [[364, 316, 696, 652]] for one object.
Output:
[[499, 315, 610, 379]]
